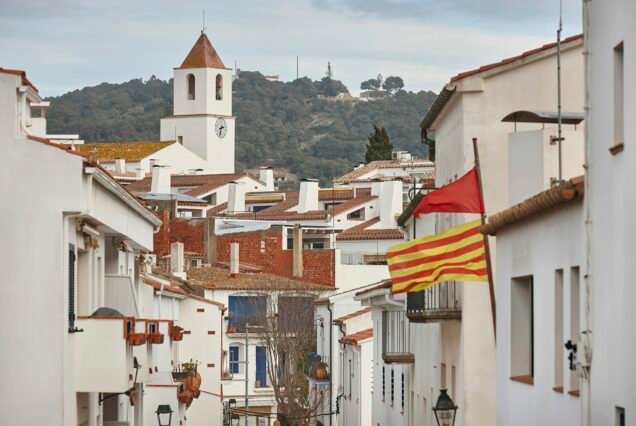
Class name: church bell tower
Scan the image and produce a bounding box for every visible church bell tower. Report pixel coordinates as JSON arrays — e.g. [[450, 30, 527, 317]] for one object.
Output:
[[160, 32, 235, 173]]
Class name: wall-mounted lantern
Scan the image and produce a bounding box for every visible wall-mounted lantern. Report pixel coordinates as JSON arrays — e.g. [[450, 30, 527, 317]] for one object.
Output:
[[156, 404, 173, 426], [433, 389, 458, 426]]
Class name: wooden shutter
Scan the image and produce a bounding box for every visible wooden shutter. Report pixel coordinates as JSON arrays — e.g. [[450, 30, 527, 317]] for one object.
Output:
[[68, 244, 76, 332]]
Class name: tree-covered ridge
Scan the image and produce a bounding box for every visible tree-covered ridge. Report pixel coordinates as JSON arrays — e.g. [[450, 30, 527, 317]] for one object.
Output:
[[46, 72, 436, 182]]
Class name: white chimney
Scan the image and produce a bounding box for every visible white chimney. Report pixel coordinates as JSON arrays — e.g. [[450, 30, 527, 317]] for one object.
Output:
[[259, 166, 275, 191], [230, 242, 239, 277], [227, 181, 246, 213], [115, 158, 126, 174], [135, 168, 144, 179], [151, 165, 171, 194], [298, 178, 319, 213], [380, 180, 403, 228], [170, 242, 186, 279]]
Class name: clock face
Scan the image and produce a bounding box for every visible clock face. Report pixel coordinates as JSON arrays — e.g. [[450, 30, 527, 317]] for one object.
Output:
[[215, 118, 227, 139]]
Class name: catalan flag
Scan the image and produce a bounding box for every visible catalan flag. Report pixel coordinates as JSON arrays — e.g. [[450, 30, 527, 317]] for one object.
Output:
[[387, 219, 488, 294]]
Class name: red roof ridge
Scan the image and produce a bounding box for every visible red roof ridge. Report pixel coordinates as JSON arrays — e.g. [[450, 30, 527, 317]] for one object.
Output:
[[450, 33, 583, 83], [179, 33, 225, 69], [0, 67, 38, 92], [340, 328, 374, 345]]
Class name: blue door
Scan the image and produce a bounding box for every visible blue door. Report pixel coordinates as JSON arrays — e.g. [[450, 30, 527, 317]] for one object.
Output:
[[256, 346, 267, 387]]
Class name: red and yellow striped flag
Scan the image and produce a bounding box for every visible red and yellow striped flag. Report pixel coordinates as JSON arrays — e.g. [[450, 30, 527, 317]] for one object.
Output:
[[387, 219, 488, 294]]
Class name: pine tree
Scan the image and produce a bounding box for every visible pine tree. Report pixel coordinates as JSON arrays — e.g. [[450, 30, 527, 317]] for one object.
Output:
[[365, 125, 393, 163]]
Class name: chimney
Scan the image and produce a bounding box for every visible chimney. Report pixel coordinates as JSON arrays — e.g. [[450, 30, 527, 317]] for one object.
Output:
[[205, 218, 217, 266], [135, 168, 144, 179], [230, 242, 239, 277], [115, 158, 126, 174], [151, 165, 171, 194], [259, 166, 275, 191], [227, 181, 246, 213], [380, 180, 403, 228], [298, 178, 319, 213], [292, 224, 303, 278], [170, 242, 186, 279]]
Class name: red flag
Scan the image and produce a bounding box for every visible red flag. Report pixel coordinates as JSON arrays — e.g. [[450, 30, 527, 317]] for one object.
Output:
[[413, 167, 484, 217]]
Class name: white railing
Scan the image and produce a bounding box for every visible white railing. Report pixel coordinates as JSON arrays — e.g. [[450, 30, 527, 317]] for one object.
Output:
[[104, 274, 139, 317], [340, 252, 387, 265]]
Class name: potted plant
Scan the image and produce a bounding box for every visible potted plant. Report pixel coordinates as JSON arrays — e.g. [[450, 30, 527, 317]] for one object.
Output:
[[127, 333, 147, 346], [147, 332, 165, 344]]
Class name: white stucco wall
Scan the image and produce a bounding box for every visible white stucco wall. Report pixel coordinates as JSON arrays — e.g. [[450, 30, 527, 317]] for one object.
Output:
[[495, 201, 583, 426]]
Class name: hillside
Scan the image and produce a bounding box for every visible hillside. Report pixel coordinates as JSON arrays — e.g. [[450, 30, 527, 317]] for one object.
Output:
[[46, 72, 436, 182]]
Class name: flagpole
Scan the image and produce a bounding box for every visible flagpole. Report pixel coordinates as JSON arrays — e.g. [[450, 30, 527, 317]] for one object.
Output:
[[472, 137, 497, 339]]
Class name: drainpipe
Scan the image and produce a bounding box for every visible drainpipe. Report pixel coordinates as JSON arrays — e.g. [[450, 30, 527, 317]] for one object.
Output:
[[326, 302, 334, 426]]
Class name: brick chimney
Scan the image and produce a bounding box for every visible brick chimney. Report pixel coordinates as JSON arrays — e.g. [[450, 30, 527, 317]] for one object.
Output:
[[380, 180, 403, 228], [259, 166, 275, 191], [227, 181, 246, 213], [151, 165, 171, 194], [298, 178, 319, 213]]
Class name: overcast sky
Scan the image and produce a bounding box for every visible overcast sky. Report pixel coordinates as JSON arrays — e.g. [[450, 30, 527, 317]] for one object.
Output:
[[0, 0, 582, 97]]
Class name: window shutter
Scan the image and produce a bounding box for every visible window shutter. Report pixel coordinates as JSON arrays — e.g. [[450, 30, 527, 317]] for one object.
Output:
[[68, 244, 76, 332]]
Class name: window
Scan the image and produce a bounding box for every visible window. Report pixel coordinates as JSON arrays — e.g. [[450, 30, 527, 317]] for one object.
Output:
[[187, 74, 195, 100], [440, 363, 447, 388], [401, 372, 405, 411], [227, 295, 266, 333], [229, 345, 240, 374], [554, 270, 564, 390], [616, 407, 626, 426], [278, 296, 314, 332], [203, 193, 217, 205], [177, 136, 183, 145], [390, 369, 395, 406], [148, 322, 158, 334], [382, 366, 386, 401], [255, 346, 267, 387], [570, 267, 580, 392], [613, 42, 624, 147], [216, 74, 223, 100], [511, 275, 534, 382], [68, 244, 76, 332], [346, 208, 365, 221]]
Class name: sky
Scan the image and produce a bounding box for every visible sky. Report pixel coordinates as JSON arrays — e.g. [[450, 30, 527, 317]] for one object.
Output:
[[0, 0, 582, 97]]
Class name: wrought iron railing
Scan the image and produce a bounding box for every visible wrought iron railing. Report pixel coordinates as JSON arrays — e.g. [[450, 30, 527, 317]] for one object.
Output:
[[382, 311, 413, 363], [406, 281, 462, 322]]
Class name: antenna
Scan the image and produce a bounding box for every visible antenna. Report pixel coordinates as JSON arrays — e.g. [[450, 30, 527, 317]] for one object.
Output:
[[202, 9, 207, 34], [296, 56, 299, 80], [556, 0, 563, 181]]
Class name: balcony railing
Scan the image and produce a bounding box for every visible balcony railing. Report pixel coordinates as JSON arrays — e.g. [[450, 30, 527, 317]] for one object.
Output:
[[382, 311, 414, 364], [104, 274, 139, 317], [406, 281, 462, 323], [305, 353, 330, 382], [340, 252, 387, 265]]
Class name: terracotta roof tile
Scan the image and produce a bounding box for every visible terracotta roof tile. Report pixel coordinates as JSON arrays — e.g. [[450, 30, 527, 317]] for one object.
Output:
[[126, 173, 248, 195], [180, 33, 225, 69], [333, 307, 371, 325], [337, 217, 404, 241], [450, 34, 583, 83], [340, 328, 373, 345], [354, 280, 392, 297], [331, 193, 376, 215], [334, 160, 434, 183], [186, 265, 330, 291], [76, 141, 175, 162]]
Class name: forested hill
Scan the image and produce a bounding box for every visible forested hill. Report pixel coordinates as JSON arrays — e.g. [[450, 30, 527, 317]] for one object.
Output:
[[46, 72, 436, 182]]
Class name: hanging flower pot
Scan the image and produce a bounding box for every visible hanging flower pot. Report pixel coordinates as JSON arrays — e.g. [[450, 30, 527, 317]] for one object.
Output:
[[147, 333, 165, 344], [170, 326, 184, 341], [127, 333, 147, 346], [314, 363, 329, 380]]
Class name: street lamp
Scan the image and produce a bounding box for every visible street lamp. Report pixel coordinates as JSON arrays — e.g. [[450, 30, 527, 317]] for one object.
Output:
[[432, 389, 458, 426], [155, 404, 173, 426]]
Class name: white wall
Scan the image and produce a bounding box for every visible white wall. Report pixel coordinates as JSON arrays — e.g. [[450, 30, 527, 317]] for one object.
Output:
[[495, 201, 582, 426], [585, 1, 636, 424]]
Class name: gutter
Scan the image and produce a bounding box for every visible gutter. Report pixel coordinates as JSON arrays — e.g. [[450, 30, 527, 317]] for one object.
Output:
[[326, 301, 334, 426], [419, 86, 455, 145]]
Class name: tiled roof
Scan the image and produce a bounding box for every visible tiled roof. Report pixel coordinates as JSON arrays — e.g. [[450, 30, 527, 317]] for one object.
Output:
[[126, 173, 248, 195], [76, 141, 175, 162], [0, 67, 38, 92], [186, 265, 330, 291], [481, 176, 584, 236], [232, 192, 328, 221], [180, 33, 225, 69], [144, 276, 187, 295], [450, 34, 583, 83], [334, 160, 434, 183], [337, 217, 405, 241], [333, 307, 371, 325], [331, 193, 376, 215], [354, 280, 392, 297], [340, 328, 373, 345], [206, 202, 229, 216]]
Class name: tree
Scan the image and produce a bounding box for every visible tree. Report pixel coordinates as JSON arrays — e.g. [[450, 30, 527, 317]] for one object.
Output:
[[245, 291, 323, 425], [360, 78, 381, 91], [365, 125, 393, 163], [382, 76, 405, 95]]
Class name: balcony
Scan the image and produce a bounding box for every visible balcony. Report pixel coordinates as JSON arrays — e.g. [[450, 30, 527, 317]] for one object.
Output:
[[406, 281, 462, 323], [75, 316, 135, 393], [382, 311, 413, 364], [104, 274, 140, 317], [305, 353, 330, 383]]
